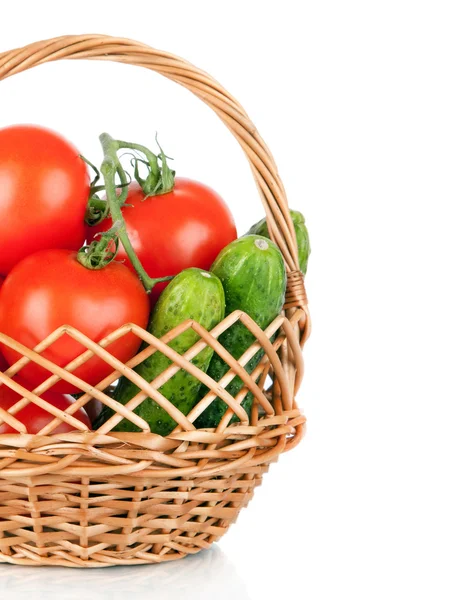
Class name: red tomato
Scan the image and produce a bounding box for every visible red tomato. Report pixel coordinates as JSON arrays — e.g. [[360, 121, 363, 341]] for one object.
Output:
[[0, 277, 7, 371], [89, 179, 237, 301], [0, 249, 150, 394], [0, 125, 89, 275], [0, 378, 91, 434], [0, 354, 8, 372]]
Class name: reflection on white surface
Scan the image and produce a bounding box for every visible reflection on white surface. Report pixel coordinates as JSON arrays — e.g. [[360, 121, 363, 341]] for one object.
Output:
[[0, 546, 251, 600]]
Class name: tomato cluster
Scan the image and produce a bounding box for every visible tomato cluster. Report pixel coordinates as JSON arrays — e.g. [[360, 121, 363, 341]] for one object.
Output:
[[0, 125, 237, 434]]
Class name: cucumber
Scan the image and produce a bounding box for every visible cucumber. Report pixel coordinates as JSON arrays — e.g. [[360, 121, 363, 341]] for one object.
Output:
[[246, 210, 311, 274], [195, 235, 286, 428], [95, 268, 225, 435]]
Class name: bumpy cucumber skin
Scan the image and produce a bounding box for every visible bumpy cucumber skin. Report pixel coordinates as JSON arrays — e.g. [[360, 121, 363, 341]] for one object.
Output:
[[95, 268, 225, 436], [195, 235, 286, 429], [247, 210, 311, 274]]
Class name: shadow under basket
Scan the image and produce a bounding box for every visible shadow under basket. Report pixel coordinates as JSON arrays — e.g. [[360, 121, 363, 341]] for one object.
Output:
[[0, 34, 309, 567]]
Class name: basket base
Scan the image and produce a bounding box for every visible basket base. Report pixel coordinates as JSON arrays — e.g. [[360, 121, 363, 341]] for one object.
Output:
[[0, 544, 208, 568], [0, 465, 268, 567]]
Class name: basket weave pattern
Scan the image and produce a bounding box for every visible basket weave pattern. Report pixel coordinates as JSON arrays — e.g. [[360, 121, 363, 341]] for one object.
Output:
[[0, 35, 309, 567]]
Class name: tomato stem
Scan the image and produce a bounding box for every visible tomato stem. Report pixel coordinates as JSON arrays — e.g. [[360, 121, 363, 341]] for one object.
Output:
[[99, 133, 173, 292], [84, 134, 175, 225]]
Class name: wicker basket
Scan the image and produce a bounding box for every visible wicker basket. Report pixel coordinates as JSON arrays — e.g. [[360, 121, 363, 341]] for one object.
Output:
[[0, 34, 309, 567]]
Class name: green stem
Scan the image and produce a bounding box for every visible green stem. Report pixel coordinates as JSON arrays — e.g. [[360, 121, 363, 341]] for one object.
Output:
[[99, 133, 173, 293]]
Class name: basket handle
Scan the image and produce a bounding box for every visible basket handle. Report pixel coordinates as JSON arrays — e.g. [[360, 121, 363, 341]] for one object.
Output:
[[0, 34, 308, 321]]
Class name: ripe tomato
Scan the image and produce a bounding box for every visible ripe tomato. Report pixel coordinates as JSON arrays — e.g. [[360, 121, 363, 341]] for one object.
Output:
[[0, 249, 150, 394], [0, 379, 91, 434], [0, 125, 89, 275], [89, 179, 237, 301], [0, 277, 7, 371]]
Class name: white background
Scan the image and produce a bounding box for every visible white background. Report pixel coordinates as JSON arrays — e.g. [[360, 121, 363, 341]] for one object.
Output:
[[1, 1, 467, 598]]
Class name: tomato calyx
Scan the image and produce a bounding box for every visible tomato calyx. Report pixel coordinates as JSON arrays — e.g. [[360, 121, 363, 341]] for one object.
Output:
[[77, 224, 121, 270], [131, 135, 175, 198]]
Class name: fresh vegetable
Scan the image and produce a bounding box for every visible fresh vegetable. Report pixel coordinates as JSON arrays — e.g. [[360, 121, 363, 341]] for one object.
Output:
[[247, 210, 311, 274], [0, 278, 6, 372], [96, 268, 225, 435], [195, 235, 286, 428], [0, 125, 89, 275], [0, 248, 150, 394], [87, 134, 237, 302], [0, 379, 91, 434]]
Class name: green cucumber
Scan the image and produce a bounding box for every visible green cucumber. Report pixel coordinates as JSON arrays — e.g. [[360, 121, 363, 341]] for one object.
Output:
[[246, 210, 311, 274], [195, 235, 286, 428], [95, 268, 225, 435]]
